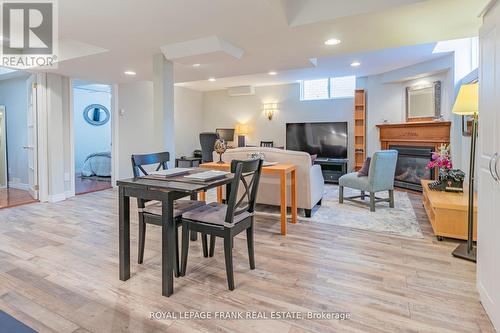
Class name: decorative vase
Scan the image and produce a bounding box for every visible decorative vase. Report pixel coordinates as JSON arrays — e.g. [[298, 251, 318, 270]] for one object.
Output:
[[214, 139, 227, 164]]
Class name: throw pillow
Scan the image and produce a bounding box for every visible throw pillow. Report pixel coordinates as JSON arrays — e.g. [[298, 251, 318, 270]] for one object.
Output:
[[357, 157, 371, 177]]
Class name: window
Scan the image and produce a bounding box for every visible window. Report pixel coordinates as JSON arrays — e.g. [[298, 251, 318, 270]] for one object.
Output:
[[330, 75, 356, 99], [300, 78, 329, 100], [300, 75, 356, 101]]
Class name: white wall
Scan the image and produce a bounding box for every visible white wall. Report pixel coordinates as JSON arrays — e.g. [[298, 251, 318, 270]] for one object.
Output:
[[362, 55, 458, 167], [174, 86, 203, 158], [202, 83, 356, 170], [73, 86, 112, 173], [117, 81, 155, 180], [0, 76, 29, 188]]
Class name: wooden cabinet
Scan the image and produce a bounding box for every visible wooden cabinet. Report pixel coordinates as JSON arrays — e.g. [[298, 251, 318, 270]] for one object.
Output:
[[421, 180, 477, 241], [354, 89, 366, 171], [477, 3, 500, 330]]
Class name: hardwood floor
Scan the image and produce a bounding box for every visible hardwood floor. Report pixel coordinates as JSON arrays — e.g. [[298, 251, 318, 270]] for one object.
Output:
[[75, 174, 112, 195], [0, 188, 37, 209], [0, 189, 494, 333]]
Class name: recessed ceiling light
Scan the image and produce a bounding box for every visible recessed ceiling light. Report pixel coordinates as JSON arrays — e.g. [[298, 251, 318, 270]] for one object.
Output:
[[124, 70, 136, 76], [192, 63, 201, 67], [208, 77, 216, 82], [268, 71, 277, 76], [324, 38, 341, 46], [351, 61, 361, 67]]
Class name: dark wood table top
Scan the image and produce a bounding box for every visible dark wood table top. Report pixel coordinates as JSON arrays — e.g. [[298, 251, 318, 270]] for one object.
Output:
[[117, 168, 234, 194]]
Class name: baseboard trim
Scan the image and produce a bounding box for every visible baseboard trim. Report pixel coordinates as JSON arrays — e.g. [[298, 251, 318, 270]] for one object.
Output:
[[65, 190, 75, 199], [48, 193, 66, 203], [8, 182, 30, 191], [478, 281, 499, 331]]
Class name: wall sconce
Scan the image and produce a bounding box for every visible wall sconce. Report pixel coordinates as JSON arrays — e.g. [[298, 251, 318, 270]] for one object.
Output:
[[263, 103, 278, 120]]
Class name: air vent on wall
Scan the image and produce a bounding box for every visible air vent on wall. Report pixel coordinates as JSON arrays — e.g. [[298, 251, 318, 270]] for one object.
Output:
[[227, 86, 255, 96]]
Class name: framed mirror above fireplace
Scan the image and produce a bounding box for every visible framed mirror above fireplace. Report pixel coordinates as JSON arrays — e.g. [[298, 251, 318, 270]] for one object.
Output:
[[406, 81, 441, 122]]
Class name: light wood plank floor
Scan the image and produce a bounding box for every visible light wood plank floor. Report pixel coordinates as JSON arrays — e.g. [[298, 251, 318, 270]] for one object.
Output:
[[0, 189, 494, 333]]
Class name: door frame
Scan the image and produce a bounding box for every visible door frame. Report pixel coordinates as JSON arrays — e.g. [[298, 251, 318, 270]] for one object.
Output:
[[0, 105, 7, 189], [68, 79, 117, 196]]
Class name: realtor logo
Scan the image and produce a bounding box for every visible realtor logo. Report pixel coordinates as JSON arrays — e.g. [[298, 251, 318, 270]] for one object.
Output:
[[0, 0, 57, 68]]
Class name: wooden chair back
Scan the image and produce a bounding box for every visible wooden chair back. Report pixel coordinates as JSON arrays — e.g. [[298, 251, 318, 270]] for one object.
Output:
[[225, 159, 263, 223]]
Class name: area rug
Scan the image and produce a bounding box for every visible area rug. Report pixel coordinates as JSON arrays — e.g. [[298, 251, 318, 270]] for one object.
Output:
[[207, 184, 423, 239], [0, 310, 37, 333]]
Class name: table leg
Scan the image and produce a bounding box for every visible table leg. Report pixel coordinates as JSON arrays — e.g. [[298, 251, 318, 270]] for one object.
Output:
[[280, 171, 287, 235], [217, 186, 223, 203], [199, 191, 206, 201], [162, 197, 175, 297], [291, 169, 297, 224], [190, 193, 199, 241], [119, 187, 130, 281]]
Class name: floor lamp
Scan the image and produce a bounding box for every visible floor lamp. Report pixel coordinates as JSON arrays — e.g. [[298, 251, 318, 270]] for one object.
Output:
[[451, 83, 479, 262]]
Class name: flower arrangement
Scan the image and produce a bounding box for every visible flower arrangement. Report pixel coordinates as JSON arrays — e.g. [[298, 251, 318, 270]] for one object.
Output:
[[427, 144, 452, 170]]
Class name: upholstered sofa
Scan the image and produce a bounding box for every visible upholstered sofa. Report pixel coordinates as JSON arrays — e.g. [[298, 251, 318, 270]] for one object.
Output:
[[214, 147, 324, 216]]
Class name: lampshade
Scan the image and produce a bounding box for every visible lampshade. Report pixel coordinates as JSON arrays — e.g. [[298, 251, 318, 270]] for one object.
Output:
[[452, 83, 478, 116], [236, 124, 249, 135]]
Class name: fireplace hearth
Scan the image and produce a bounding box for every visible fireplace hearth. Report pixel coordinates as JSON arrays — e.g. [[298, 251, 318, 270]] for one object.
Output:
[[390, 146, 434, 191]]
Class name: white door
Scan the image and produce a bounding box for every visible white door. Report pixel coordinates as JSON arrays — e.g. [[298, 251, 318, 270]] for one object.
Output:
[[477, 3, 500, 330], [25, 75, 38, 200]]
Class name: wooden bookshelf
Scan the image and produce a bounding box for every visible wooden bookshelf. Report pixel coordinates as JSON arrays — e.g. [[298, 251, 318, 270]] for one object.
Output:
[[354, 89, 366, 171]]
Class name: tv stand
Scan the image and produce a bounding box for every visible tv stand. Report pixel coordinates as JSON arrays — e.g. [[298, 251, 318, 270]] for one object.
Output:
[[314, 158, 348, 183]]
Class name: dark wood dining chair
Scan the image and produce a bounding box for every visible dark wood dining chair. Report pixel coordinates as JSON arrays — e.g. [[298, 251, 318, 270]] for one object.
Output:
[[260, 141, 274, 147], [130, 152, 206, 276], [180, 159, 263, 290]]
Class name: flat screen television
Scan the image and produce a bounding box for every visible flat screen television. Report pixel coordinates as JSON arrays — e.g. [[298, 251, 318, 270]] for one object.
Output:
[[216, 128, 235, 142], [286, 122, 348, 158]]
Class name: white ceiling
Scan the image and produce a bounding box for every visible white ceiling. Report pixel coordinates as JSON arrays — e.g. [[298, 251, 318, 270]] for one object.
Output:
[[44, 0, 487, 85], [177, 42, 451, 91]]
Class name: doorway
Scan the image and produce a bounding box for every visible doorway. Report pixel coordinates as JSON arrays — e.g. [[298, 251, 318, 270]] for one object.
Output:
[[73, 80, 113, 195], [0, 70, 38, 209]]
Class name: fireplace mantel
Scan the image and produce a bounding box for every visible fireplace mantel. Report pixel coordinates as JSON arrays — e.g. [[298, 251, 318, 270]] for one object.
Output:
[[376, 121, 451, 149]]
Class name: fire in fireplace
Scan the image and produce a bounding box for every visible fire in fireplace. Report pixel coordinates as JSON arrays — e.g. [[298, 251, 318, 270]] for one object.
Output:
[[390, 146, 434, 191]]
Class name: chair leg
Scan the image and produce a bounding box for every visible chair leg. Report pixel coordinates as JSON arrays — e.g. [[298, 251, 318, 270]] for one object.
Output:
[[339, 186, 344, 204], [361, 190, 365, 200], [304, 209, 312, 218], [202, 233, 209, 258], [370, 192, 376, 212], [138, 215, 146, 264], [209, 235, 216, 257], [246, 221, 255, 270], [224, 235, 235, 290], [181, 221, 190, 276], [389, 190, 395, 208]]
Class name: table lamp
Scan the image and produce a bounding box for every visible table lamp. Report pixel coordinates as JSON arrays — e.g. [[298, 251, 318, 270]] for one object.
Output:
[[451, 82, 478, 262], [236, 124, 249, 147]]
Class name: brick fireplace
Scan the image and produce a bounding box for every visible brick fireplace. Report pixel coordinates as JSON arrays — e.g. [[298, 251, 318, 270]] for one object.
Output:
[[376, 121, 451, 191]]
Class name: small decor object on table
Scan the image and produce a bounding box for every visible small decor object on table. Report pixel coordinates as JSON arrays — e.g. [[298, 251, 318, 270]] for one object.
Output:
[[426, 144, 452, 191], [214, 139, 227, 164]]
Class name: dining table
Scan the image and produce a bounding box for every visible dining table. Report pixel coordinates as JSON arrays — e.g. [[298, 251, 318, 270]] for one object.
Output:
[[117, 168, 234, 297]]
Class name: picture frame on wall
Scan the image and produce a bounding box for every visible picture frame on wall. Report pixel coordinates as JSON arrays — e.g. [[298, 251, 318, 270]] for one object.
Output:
[[462, 115, 474, 136]]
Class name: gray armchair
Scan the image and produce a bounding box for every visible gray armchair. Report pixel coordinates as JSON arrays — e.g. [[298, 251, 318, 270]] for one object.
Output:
[[339, 150, 398, 212]]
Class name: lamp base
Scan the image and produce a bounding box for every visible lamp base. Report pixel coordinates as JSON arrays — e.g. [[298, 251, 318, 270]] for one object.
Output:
[[452, 243, 477, 262]]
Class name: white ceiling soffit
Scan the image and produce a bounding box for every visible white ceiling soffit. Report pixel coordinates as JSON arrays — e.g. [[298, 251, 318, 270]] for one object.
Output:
[[282, 0, 426, 27], [58, 39, 109, 63], [161, 35, 244, 65]]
